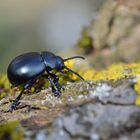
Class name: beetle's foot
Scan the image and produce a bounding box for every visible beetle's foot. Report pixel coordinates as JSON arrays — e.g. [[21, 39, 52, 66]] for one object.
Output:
[[10, 100, 20, 112], [61, 86, 65, 91], [55, 82, 60, 90], [55, 82, 64, 92], [54, 91, 61, 97]]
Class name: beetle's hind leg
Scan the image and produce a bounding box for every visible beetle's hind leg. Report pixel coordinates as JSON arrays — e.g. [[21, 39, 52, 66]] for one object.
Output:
[[10, 80, 34, 112], [10, 89, 24, 112]]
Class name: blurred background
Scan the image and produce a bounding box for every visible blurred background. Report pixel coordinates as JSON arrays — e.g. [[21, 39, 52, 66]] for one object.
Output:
[[0, 0, 104, 72]]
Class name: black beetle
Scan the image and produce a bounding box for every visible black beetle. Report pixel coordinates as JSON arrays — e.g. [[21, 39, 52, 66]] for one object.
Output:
[[7, 51, 85, 111]]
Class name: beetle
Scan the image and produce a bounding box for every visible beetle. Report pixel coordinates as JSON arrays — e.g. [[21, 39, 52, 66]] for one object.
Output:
[[7, 51, 85, 111]]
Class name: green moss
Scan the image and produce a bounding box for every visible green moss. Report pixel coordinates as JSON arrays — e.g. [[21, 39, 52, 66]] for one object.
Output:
[[0, 121, 23, 140]]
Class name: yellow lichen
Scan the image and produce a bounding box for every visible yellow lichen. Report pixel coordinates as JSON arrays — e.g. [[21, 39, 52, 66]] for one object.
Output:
[[81, 69, 96, 80], [71, 62, 139, 82], [135, 95, 140, 106], [64, 60, 140, 106], [134, 77, 140, 94], [0, 74, 11, 99], [0, 74, 11, 90], [64, 59, 76, 69], [65, 62, 133, 82]]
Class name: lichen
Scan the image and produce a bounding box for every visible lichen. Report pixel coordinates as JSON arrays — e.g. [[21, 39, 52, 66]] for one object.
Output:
[[134, 78, 140, 94], [65, 60, 140, 106], [65, 61, 139, 82], [0, 74, 11, 90], [0, 74, 11, 99]]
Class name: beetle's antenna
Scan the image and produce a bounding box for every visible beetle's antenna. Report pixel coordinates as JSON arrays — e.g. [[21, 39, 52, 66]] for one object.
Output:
[[63, 56, 85, 61], [64, 66, 84, 81]]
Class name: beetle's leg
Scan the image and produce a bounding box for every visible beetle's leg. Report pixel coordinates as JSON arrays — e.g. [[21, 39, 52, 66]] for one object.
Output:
[[49, 73, 64, 91], [10, 88, 25, 112], [54, 77, 64, 91], [10, 80, 34, 112], [51, 74, 61, 91], [43, 74, 55, 91], [47, 75, 61, 97]]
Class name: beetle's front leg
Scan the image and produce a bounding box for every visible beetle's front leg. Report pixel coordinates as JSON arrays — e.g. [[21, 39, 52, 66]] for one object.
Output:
[[47, 74, 61, 97], [49, 73, 65, 92]]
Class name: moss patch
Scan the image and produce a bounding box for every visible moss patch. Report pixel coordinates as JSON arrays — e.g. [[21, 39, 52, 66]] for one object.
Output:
[[0, 121, 23, 140]]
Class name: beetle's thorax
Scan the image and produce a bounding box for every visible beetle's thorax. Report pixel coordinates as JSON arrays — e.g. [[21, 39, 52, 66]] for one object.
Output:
[[41, 51, 64, 71]]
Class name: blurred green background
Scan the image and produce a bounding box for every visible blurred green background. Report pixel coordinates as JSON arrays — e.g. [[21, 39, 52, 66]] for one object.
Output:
[[0, 0, 104, 72]]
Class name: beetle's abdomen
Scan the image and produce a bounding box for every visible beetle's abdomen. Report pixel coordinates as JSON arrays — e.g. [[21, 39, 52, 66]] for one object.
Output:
[[7, 52, 46, 86]]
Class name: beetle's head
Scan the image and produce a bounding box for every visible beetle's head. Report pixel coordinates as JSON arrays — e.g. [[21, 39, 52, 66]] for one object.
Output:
[[55, 55, 85, 80], [55, 56, 65, 70]]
